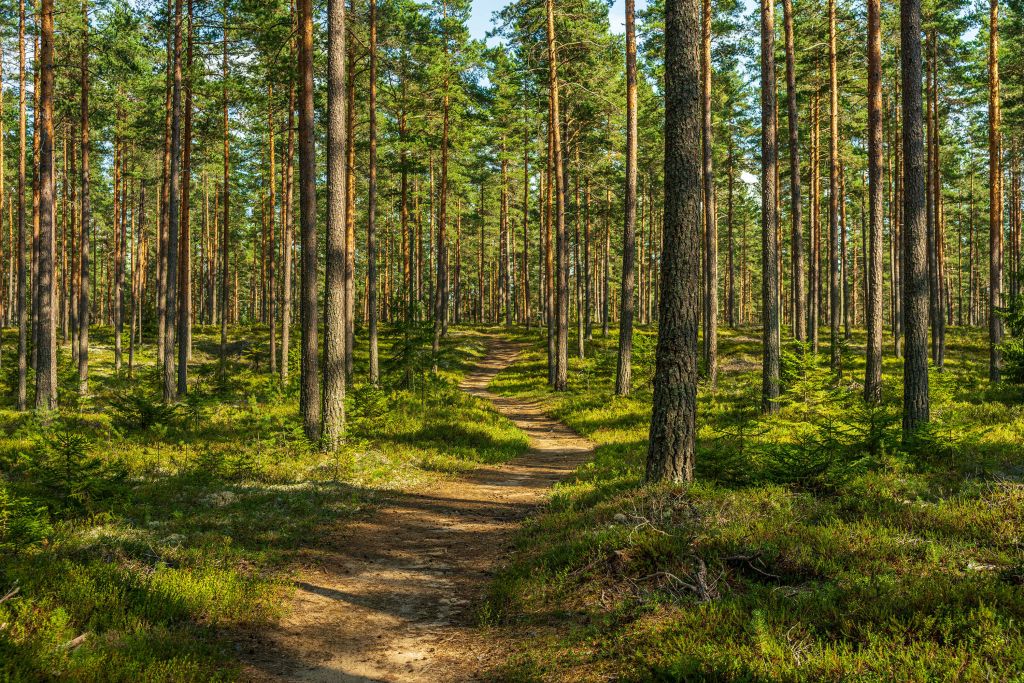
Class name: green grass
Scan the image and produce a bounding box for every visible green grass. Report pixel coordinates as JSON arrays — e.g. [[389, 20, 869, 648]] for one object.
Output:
[[484, 325, 1024, 682], [0, 322, 528, 681]]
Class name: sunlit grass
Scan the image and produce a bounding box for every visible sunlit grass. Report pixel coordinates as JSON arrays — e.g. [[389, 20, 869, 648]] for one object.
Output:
[[485, 324, 1024, 682], [0, 322, 526, 680]]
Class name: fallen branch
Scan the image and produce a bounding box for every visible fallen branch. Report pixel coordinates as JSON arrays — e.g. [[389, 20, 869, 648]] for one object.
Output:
[[0, 586, 19, 605]]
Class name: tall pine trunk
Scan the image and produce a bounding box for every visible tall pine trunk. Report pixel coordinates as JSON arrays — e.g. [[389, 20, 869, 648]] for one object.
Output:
[[989, 0, 1002, 383], [322, 0, 347, 448], [865, 0, 884, 402], [368, 0, 380, 384], [35, 0, 56, 410], [783, 0, 803, 342], [298, 0, 320, 439], [901, 0, 930, 435], [647, 0, 700, 482], [616, 0, 638, 396], [701, 0, 717, 388], [761, 0, 780, 413], [77, 0, 90, 398], [828, 0, 841, 374]]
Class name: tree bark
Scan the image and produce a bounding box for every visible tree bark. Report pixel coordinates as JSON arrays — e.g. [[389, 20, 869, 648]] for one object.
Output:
[[828, 0, 841, 374], [989, 0, 1002, 383], [901, 0, 930, 435], [220, 10, 229, 376], [865, 0, 884, 402], [761, 0, 780, 413], [77, 0, 90, 398], [783, 0, 802, 342], [298, 0, 320, 439], [701, 0, 717, 388], [616, 0, 638, 396], [177, 0, 194, 394], [647, 0, 700, 483], [35, 0, 56, 410], [368, 0, 379, 384], [322, 0, 347, 448], [546, 0, 568, 391]]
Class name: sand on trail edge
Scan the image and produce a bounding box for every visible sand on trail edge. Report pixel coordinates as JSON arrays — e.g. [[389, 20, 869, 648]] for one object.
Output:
[[240, 338, 594, 682]]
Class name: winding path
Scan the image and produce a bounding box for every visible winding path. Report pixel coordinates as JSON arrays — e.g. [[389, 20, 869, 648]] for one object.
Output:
[[242, 339, 593, 682]]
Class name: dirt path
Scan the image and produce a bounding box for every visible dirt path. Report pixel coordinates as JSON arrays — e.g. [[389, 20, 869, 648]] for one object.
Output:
[[242, 339, 593, 682]]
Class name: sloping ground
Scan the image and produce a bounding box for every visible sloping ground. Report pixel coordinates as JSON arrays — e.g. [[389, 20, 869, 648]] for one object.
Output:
[[242, 339, 592, 682]]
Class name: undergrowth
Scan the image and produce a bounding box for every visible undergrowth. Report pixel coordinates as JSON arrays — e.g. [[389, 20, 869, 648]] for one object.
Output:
[[0, 323, 526, 681], [484, 326, 1024, 682]]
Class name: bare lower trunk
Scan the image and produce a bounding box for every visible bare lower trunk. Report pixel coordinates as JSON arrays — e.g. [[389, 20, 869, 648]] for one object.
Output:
[[616, 0, 638, 396], [761, 0, 780, 413], [901, 0, 930, 435], [322, 0, 347, 448], [647, 0, 700, 483]]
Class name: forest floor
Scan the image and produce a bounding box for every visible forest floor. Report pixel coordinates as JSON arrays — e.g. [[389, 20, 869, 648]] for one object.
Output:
[[240, 339, 593, 682]]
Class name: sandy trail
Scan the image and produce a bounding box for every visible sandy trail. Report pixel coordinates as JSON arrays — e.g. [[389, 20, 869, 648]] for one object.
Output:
[[241, 339, 593, 682]]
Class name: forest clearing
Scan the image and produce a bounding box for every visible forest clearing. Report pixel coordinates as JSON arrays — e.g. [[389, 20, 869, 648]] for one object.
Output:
[[1, 0, 1024, 678]]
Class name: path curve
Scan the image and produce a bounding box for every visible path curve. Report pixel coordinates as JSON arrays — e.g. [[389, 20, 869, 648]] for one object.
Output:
[[241, 339, 593, 682]]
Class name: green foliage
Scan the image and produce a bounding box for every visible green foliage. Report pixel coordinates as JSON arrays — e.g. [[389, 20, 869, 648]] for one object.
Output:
[[108, 389, 180, 434], [28, 431, 127, 514], [0, 479, 51, 553], [484, 327, 1024, 682], [1000, 294, 1024, 383]]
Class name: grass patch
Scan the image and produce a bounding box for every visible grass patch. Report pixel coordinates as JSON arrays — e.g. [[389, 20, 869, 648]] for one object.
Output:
[[0, 323, 526, 680], [485, 325, 1024, 682]]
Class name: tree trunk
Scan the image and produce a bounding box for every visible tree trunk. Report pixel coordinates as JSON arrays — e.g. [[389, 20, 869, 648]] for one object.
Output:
[[344, 0, 356, 376], [298, 0, 320, 439], [322, 0, 347, 448], [761, 0, 780, 413], [546, 0, 568, 391], [783, 0, 802, 342], [865, 0, 884, 402], [220, 11, 229, 376], [177, 0, 194, 393], [35, 0, 56, 410], [268, 87, 277, 376], [647, 0, 700, 483], [701, 0, 717, 388], [901, 0, 930, 435], [368, 0, 380, 384], [616, 0, 638, 396], [281, 75, 295, 381], [828, 0, 841, 374], [77, 0, 90, 398], [989, 0, 1002, 383]]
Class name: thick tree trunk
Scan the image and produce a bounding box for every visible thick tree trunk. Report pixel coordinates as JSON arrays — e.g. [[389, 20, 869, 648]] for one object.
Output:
[[865, 0, 884, 402], [616, 0, 638, 396], [368, 0, 380, 384], [163, 0, 183, 403], [344, 0, 356, 377], [77, 0, 90, 398], [783, 0, 803, 342], [16, 0, 28, 409], [35, 0, 56, 410], [647, 0, 700, 483], [828, 0, 841, 374], [761, 0, 780, 413], [901, 0, 930, 435], [298, 0, 320, 439], [322, 0, 347, 448], [177, 0, 194, 393], [547, 0, 568, 391]]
